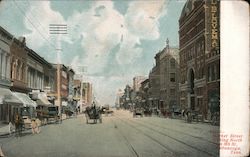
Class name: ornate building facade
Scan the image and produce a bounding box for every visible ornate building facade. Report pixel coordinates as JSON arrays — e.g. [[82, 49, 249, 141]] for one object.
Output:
[[148, 40, 179, 114], [10, 37, 28, 93], [179, 0, 220, 119]]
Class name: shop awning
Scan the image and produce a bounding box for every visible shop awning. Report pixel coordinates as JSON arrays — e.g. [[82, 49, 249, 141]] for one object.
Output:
[[36, 98, 51, 106], [13, 92, 37, 108], [0, 88, 22, 105], [34, 92, 52, 106]]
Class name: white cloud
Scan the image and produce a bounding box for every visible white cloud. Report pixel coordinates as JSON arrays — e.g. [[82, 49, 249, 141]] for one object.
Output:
[[24, 1, 65, 50], [125, 0, 166, 39], [67, 1, 124, 74], [115, 0, 167, 65], [12, 0, 167, 105]]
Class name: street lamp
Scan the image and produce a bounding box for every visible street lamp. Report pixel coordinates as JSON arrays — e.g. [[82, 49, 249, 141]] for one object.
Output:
[[49, 24, 67, 122]]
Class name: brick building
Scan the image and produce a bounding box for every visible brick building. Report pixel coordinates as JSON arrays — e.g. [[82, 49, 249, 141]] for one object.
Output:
[[51, 64, 69, 106], [148, 40, 180, 114], [158, 40, 179, 114], [10, 37, 28, 93], [133, 76, 146, 92], [179, 0, 220, 119], [148, 54, 160, 111]]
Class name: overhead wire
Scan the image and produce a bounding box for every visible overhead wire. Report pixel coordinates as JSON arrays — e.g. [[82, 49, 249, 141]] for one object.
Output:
[[12, 0, 57, 49], [24, 0, 51, 39]]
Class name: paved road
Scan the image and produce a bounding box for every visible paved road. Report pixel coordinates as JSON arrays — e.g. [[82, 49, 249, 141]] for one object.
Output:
[[0, 110, 219, 157]]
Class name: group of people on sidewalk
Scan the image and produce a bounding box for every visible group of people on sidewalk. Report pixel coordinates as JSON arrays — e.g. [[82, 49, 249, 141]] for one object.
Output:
[[7, 114, 41, 137]]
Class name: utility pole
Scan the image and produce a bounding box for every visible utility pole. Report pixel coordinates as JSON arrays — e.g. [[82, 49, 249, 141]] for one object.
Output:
[[49, 24, 67, 122]]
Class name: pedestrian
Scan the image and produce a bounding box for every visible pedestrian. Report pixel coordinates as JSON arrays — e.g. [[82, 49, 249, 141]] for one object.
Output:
[[31, 119, 37, 134], [14, 114, 22, 137], [35, 118, 41, 133], [31, 119, 40, 134]]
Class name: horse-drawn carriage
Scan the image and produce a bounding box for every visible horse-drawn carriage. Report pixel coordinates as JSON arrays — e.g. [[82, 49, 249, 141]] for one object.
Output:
[[133, 108, 144, 117], [36, 105, 60, 125], [101, 105, 114, 116], [85, 106, 102, 124]]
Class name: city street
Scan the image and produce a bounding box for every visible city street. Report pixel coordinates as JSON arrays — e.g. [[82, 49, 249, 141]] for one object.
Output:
[[0, 110, 219, 157]]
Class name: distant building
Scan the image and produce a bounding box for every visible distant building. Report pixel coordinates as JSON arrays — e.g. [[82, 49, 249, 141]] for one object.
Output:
[[123, 85, 132, 109], [148, 54, 160, 111], [73, 79, 81, 102], [51, 64, 69, 106], [67, 68, 75, 108], [115, 89, 124, 108], [179, 0, 220, 119], [82, 82, 92, 106], [133, 76, 146, 92], [148, 39, 180, 115], [73, 80, 93, 111], [139, 78, 149, 109], [158, 39, 180, 114]]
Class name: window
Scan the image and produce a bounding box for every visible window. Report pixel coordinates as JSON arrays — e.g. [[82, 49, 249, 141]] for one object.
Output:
[[170, 58, 175, 69], [170, 73, 175, 82], [170, 89, 175, 96]]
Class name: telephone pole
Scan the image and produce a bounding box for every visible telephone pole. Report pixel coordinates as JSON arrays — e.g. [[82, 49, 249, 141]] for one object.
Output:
[[49, 24, 67, 122]]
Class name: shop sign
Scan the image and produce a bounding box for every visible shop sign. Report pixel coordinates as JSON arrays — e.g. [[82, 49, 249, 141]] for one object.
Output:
[[211, 0, 219, 48]]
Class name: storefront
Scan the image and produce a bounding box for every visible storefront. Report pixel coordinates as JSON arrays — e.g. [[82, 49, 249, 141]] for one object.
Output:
[[0, 88, 23, 123], [13, 92, 37, 118]]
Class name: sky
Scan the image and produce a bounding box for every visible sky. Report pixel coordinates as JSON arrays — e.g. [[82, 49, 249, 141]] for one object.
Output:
[[0, 0, 186, 105]]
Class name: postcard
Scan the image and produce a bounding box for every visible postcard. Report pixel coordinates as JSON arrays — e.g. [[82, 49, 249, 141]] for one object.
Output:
[[0, 0, 249, 157]]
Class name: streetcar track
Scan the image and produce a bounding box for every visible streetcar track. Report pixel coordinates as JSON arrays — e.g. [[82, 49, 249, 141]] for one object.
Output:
[[110, 118, 139, 157], [128, 118, 217, 157], [115, 115, 217, 157], [113, 116, 185, 157], [119, 111, 218, 145], [128, 118, 218, 156], [135, 118, 219, 145], [111, 116, 176, 157]]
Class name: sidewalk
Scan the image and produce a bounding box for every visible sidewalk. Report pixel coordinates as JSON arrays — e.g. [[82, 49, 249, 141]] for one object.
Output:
[[0, 123, 10, 137]]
